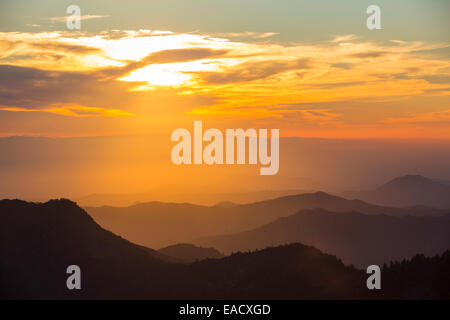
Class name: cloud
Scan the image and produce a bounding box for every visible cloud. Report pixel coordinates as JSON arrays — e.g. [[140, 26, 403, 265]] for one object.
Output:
[[350, 51, 389, 58], [330, 35, 358, 43], [272, 108, 341, 121], [386, 110, 450, 124], [187, 104, 341, 122], [332, 63, 353, 70], [29, 41, 102, 54], [0, 64, 137, 116], [45, 15, 109, 23], [199, 58, 310, 84], [393, 73, 450, 84], [0, 105, 132, 118], [212, 32, 278, 39], [0, 32, 121, 70], [421, 75, 450, 84], [139, 48, 230, 64], [1, 29, 449, 129], [310, 81, 367, 89]]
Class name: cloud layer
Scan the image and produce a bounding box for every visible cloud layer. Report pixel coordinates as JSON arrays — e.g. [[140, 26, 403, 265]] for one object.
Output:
[[0, 29, 449, 137]]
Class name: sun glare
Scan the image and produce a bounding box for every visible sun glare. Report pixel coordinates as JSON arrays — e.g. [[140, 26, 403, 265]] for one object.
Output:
[[119, 59, 228, 88]]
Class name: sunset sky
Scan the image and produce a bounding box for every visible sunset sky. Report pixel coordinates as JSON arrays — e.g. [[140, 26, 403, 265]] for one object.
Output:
[[1, 0, 449, 138], [0, 0, 449, 200]]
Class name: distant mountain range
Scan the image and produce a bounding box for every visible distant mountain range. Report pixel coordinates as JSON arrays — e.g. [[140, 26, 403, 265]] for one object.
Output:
[[345, 175, 450, 209], [158, 243, 224, 263], [195, 208, 450, 267], [85, 191, 450, 249], [75, 175, 450, 209], [213, 201, 238, 208], [2, 199, 449, 299], [75, 189, 313, 207]]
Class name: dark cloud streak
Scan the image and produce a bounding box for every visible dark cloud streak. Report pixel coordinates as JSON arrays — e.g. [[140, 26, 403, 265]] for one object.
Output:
[[199, 58, 310, 84]]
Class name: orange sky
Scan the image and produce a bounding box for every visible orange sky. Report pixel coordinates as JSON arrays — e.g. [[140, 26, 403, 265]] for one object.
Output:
[[0, 29, 449, 139], [0, 1, 450, 201]]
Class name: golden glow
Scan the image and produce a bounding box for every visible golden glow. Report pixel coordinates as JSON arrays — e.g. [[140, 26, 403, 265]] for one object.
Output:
[[119, 59, 238, 88], [1, 29, 449, 138]]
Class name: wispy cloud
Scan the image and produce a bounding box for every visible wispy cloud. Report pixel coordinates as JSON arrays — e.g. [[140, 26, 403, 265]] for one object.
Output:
[[0, 105, 132, 118], [330, 35, 359, 43], [1, 29, 449, 137], [45, 14, 109, 23], [386, 109, 450, 124], [212, 31, 278, 39]]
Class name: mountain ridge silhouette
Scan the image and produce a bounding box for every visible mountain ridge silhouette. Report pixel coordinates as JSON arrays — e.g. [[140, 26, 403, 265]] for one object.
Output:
[[158, 243, 224, 263], [85, 190, 450, 248], [345, 174, 450, 209], [195, 208, 450, 267], [2, 199, 449, 299]]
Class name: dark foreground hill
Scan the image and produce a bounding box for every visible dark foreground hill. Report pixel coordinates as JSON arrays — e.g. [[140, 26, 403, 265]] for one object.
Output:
[[346, 175, 450, 209], [0, 199, 185, 299], [85, 192, 449, 248], [380, 252, 450, 299], [195, 209, 450, 267], [1, 199, 449, 299]]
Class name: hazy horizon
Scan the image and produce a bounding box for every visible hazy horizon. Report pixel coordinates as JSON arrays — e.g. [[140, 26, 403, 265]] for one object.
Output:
[[1, 135, 450, 203]]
